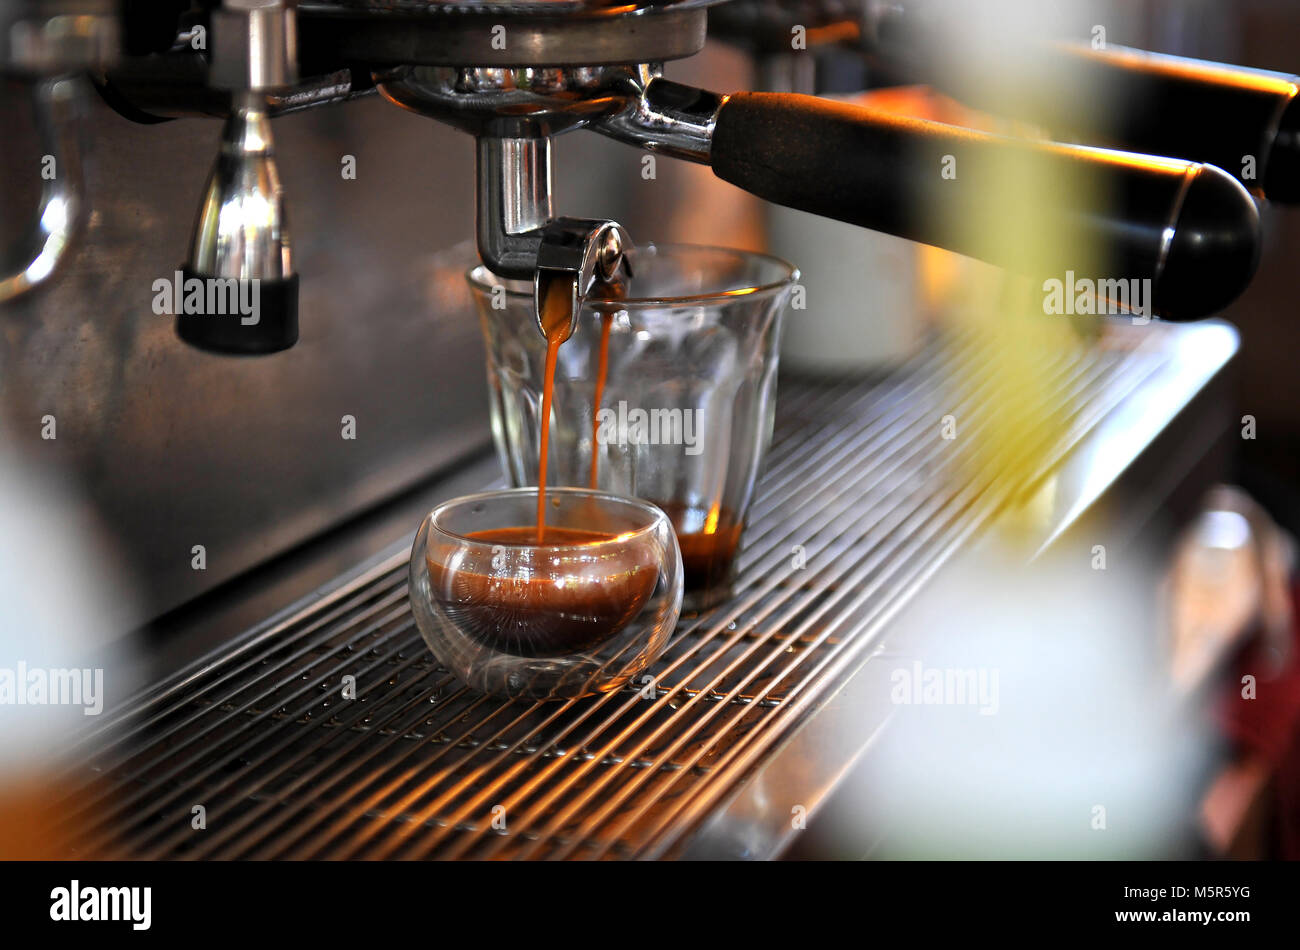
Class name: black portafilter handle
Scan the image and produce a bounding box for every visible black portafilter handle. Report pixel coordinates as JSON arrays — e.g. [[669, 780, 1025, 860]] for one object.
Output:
[[1066, 45, 1300, 205], [710, 92, 1261, 320], [917, 44, 1300, 205], [866, 3, 1298, 203], [175, 271, 299, 355]]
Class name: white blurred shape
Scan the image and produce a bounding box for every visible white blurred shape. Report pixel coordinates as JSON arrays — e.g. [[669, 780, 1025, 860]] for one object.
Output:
[[846, 538, 1205, 858], [0, 440, 136, 773]]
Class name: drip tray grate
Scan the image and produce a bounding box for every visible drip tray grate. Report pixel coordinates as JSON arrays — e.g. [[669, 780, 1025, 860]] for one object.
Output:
[[54, 325, 1176, 860]]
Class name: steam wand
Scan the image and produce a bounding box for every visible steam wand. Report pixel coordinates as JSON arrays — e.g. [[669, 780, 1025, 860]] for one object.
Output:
[[178, 0, 299, 355]]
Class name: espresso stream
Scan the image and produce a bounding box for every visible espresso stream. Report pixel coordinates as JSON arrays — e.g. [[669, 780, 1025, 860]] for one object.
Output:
[[589, 310, 614, 489], [533, 273, 576, 543], [429, 275, 651, 659], [439, 270, 740, 658], [537, 271, 741, 593]]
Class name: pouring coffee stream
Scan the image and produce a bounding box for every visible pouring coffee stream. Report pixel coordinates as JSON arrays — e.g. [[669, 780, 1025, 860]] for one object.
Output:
[[590, 310, 615, 490], [535, 269, 627, 542], [533, 260, 742, 597], [534, 272, 575, 543], [532, 230, 632, 543]]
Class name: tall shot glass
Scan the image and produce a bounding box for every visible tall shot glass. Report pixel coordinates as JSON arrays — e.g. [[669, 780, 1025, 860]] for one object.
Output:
[[469, 244, 798, 611]]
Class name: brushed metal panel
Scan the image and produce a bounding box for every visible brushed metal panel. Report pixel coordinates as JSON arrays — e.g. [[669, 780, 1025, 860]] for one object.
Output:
[[0, 86, 490, 636]]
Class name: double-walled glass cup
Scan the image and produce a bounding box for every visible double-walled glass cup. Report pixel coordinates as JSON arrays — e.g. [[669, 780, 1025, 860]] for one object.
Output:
[[409, 488, 682, 700], [469, 244, 798, 611]]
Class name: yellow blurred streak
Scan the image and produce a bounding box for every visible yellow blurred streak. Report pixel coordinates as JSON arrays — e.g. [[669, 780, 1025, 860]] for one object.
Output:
[[864, 87, 1090, 546]]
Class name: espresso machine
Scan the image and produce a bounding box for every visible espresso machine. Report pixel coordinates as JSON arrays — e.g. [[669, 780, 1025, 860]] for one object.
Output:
[[2, 0, 1297, 860], [6, 0, 1287, 342]]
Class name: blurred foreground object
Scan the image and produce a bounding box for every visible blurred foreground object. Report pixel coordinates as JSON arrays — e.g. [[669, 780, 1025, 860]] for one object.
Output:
[[840, 537, 1202, 858], [769, 84, 1030, 372], [1170, 486, 1300, 859], [0, 440, 136, 858], [1167, 485, 1294, 691]]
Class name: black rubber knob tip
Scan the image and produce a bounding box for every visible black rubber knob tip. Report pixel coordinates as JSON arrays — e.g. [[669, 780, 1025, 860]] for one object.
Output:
[[175, 270, 299, 355], [1155, 164, 1261, 320]]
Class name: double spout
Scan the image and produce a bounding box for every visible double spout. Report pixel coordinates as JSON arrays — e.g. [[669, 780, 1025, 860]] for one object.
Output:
[[476, 135, 632, 343]]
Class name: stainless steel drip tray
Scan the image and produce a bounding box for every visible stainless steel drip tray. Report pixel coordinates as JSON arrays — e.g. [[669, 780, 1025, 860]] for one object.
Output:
[[57, 320, 1237, 861]]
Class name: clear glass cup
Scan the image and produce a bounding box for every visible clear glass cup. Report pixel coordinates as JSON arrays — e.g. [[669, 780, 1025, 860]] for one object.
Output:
[[468, 243, 798, 611], [409, 487, 682, 700]]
